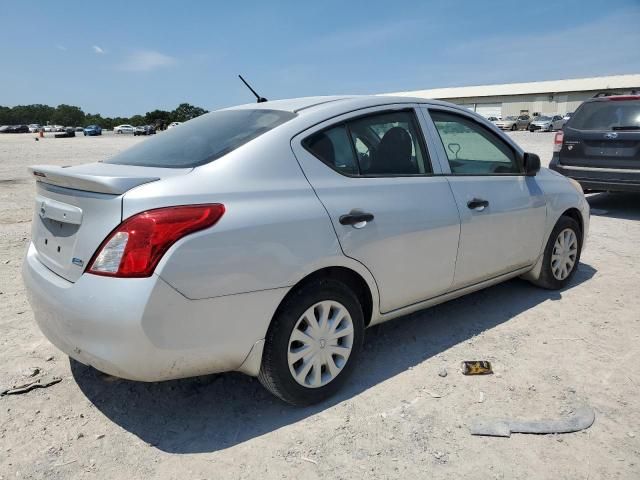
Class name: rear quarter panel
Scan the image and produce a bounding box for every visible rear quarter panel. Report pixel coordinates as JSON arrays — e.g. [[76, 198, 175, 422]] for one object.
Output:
[[121, 128, 379, 304]]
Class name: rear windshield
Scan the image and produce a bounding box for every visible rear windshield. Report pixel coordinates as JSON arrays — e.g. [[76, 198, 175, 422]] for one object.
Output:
[[568, 100, 640, 131], [105, 109, 296, 168]]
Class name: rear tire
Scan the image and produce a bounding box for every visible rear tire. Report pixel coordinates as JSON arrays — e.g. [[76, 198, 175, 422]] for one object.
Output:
[[511, 124, 517, 131], [531, 216, 582, 290], [258, 278, 365, 406]]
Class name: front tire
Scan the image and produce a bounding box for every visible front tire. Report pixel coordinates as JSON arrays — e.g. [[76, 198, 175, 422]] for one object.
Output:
[[531, 216, 582, 289], [258, 278, 365, 406]]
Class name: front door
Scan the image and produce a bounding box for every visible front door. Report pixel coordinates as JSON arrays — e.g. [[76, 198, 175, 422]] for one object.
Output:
[[424, 107, 546, 289], [291, 106, 461, 313]]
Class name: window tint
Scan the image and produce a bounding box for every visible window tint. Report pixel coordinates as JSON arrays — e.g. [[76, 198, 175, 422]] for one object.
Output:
[[304, 125, 358, 175], [303, 110, 430, 176], [430, 111, 521, 175], [106, 109, 296, 168], [348, 111, 429, 175], [568, 100, 640, 130]]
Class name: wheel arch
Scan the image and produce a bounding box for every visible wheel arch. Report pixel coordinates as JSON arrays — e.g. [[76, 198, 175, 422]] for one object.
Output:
[[278, 266, 375, 328], [561, 207, 584, 238], [237, 263, 379, 377]]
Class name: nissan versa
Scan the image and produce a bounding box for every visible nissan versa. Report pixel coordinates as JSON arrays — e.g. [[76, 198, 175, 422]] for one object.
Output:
[[22, 96, 589, 405]]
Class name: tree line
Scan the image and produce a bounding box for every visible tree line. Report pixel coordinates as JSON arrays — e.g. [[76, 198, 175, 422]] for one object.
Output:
[[0, 103, 209, 130]]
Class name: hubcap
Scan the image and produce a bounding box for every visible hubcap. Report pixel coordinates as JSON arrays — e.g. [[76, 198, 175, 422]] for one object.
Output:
[[551, 228, 578, 281], [287, 300, 354, 388]]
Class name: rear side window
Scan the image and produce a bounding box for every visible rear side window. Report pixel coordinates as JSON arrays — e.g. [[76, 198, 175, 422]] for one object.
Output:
[[303, 110, 430, 176], [568, 100, 640, 131], [304, 125, 358, 175], [105, 109, 296, 168]]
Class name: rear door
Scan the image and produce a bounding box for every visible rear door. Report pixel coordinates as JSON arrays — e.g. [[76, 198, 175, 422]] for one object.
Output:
[[422, 107, 546, 289], [560, 98, 640, 169], [291, 105, 461, 313]]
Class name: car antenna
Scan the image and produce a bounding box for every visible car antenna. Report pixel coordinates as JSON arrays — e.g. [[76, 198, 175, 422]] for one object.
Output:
[[238, 74, 268, 103]]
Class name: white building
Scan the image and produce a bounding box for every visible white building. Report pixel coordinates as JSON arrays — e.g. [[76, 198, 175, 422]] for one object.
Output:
[[387, 74, 640, 118]]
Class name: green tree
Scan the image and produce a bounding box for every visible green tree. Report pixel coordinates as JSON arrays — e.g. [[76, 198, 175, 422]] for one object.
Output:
[[51, 104, 85, 126], [129, 114, 145, 126], [144, 109, 172, 129], [171, 103, 208, 122]]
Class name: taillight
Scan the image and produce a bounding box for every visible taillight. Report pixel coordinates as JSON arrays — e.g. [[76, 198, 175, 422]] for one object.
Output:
[[87, 204, 225, 278], [553, 131, 564, 153]]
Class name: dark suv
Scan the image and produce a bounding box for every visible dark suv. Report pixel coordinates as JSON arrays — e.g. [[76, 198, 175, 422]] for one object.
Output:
[[550, 95, 640, 192]]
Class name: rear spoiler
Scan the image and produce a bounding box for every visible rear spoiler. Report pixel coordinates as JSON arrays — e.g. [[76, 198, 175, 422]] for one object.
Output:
[[28, 164, 161, 195]]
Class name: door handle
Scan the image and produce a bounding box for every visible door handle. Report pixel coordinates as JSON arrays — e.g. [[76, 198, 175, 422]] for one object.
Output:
[[467, 198, 489, 211], [339, 210, 374, 228]]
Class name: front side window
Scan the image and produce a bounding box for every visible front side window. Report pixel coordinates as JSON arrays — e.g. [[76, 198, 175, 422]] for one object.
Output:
[[303, 110, 430, 176], [430, 110, 521, 175]]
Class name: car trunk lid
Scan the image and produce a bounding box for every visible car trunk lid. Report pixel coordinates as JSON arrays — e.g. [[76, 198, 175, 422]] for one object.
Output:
[[28, 163, 191, 282]]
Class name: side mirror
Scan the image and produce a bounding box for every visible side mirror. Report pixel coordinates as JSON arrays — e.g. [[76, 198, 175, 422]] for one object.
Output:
[[523, 152, 541, 176]]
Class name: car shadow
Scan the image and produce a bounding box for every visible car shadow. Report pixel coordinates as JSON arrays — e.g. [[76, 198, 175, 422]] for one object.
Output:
[[71, 263, 596, 454], [587, 192, 640, 220]]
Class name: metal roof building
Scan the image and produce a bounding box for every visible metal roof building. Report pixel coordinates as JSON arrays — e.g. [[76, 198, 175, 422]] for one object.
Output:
[[386, 74, 640, 118]]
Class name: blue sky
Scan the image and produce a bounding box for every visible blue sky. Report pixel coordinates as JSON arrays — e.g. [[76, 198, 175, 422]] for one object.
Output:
[[1, 0, 639, 117]]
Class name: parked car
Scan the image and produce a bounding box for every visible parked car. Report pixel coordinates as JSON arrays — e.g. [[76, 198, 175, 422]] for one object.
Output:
[[83, 125, 102, 136], [43, 125, 53, 132], [550, 94, 640, 192], [28, 124, 42, 133], [134, 125, 156, 136], [493, 116, 519, 130], [54, 127, 76, 138], [23, 96, 589, 405], [529, 115, 565, 132], [168, 121, 182, 129], [487, 116, 501, 122], [0, 125, 29, 133], [75, 127, 84, 132], [515, 114, 533, 130], [52, 125, 65, 132], [114, 124, 135, 134]]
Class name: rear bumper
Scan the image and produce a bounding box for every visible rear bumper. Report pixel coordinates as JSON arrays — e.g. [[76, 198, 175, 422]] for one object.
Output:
[[549, 155, 640, 192], [22, 243, 286, 381]]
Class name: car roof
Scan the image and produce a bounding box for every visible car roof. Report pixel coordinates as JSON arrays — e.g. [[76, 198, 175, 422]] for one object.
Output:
[[586, 95, 640, 103], [224, 95, 458, 114]]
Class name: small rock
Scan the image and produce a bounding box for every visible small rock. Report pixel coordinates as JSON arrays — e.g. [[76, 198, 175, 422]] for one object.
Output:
[[628, 432, 636, 438], [438, 369, 447, 378], [478, 391, 485, 403], [95, 434, 105, 440], [528, 384, 536, 392], [434, 451, 444, 459], [28, 367, 40, 377], [77, 433, 84, 439], [508, 386, 515, 391], [45, 356, 54, 362], [568, 387, 576, 393]]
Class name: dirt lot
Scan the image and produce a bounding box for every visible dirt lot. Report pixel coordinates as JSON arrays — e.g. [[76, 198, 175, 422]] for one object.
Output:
[[1, 131, 639, 479]]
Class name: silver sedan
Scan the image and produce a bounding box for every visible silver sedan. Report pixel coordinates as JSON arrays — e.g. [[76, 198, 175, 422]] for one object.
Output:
[[23, 96, 589, 405]]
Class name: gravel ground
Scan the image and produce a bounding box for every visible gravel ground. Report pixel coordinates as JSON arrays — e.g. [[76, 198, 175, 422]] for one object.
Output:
[[1, 130, 639, 479]]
